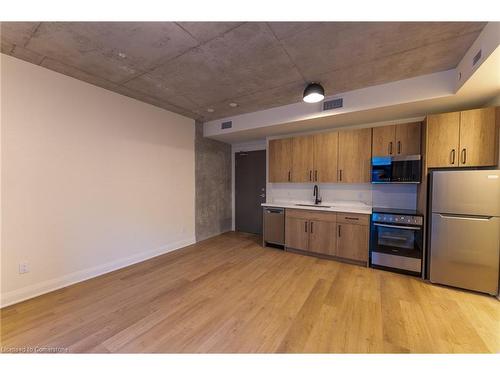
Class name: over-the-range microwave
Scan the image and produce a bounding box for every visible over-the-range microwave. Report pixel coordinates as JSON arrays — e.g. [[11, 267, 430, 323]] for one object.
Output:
[[371, 155, 422, 184]]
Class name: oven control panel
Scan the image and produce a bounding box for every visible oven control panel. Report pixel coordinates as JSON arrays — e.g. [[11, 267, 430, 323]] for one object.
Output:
[[372, 213, 423, 226]]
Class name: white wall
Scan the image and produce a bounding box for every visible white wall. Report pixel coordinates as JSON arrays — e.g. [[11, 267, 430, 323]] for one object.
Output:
[[1, 55, 196, 307]]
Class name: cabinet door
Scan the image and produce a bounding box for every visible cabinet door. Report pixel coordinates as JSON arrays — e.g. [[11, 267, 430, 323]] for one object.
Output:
[[292, 135, 314, 182], [426, 112, 460, 168], [269, 138, 293, 182], [313, 132, 338, 183], [285, 217, 309, 251], [336, 223, 368, 262], [459, 108, 498, 167], [372, 125, 396, 157], [338, 128, 372, 183], [395, 122, 421, 156], [309, 220, 336, 256]]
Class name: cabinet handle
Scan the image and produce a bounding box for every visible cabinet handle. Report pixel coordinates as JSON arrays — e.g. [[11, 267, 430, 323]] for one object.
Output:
[[397, 141, 401, 154], [450, 149, 456, 165], [309, 170, 312, 181], [314, 170, 318, 182], [461, 148, 466, 165], [344, 217, 359, 221], [339, 169, 343, 181], [305, 221, 308, 233], [388, 142, 393, 155], [310, 221, 314, 234], [338, 224, 341, 237], [288, 171, 291, 181]]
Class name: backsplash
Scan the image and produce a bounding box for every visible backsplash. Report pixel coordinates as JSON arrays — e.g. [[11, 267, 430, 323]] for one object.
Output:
[[266, 182, 417, 209]]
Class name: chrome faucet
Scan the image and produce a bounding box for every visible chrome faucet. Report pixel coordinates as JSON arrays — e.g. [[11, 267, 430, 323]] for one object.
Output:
[[313, 184, 322, 205]]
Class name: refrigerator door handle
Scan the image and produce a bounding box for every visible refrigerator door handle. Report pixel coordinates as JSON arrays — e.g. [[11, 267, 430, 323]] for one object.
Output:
[[438, 213, 493, 221]]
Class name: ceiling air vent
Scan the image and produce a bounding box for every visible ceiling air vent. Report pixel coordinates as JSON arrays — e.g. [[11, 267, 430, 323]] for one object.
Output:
[[323, 98, 343, 111], [221, 121, 232, 129], [472, 49, 482, 66]]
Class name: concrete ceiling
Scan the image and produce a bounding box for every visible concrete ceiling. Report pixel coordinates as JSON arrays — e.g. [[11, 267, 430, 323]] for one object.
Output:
[[0, 22, 486, 121]]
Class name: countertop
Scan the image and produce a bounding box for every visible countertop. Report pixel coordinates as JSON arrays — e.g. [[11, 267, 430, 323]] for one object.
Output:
[[261, 201, 372, 215]]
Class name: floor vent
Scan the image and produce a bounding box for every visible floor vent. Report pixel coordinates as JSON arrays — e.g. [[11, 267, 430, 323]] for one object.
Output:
[[323, 98, 343, 111], [221, 121, 232, 129]]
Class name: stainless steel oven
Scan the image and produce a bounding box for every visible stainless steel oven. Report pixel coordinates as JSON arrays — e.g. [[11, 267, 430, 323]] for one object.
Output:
[[371, 155, 422, 183], [370, 208, 423, 276]]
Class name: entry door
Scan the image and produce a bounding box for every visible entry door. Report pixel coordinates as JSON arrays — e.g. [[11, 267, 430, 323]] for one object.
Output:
[[235, 150, 266, 234]]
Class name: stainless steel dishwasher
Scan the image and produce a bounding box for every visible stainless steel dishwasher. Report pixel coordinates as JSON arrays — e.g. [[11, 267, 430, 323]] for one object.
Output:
[[263, 207, 285, 247]]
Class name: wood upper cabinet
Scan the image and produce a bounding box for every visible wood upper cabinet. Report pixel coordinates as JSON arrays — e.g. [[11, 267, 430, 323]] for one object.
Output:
[[395, 122, 421, 156], [338, 128, 372, 183], [269, 138, 293, 182], [309, 220, 336, 256], [426, 107, 498, 168], [426, 112, 461, 168], [372, 125, 396, 157], [372, 122, 421, 157], [459, 108, 498, 167], [336, 222, 368, 262], [313, 132, 338, 183], [291, 135, 314, 182], [285, 216, 309, 251]]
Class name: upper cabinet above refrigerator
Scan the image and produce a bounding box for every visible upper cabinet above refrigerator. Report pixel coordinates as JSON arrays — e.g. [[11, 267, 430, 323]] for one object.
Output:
[[425, 107, 499, 168]]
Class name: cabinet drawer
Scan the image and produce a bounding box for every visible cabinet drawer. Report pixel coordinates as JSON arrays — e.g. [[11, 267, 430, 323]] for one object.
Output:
[[336, 212, 369, 225], [286, 209, 337, 223]]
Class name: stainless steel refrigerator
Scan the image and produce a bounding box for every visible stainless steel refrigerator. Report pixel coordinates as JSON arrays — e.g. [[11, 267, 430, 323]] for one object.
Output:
[[429, 170, 500, 295]]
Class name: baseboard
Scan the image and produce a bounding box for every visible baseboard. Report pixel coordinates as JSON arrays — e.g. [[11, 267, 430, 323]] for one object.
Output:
[[0, 236, 196, 308]]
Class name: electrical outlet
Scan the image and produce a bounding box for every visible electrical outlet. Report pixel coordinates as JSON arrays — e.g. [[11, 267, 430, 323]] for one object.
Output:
[[19, 262, 29, 274]]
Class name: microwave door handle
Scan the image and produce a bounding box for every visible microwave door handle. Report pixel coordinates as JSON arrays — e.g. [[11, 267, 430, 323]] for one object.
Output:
[[373, 223, 421, 230]]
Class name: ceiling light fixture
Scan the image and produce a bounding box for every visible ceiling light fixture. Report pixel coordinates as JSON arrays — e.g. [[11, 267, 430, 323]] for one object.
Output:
[[207, 108, 215, 113], [229, 102, 238, 107], [303, 82, 325, 103]]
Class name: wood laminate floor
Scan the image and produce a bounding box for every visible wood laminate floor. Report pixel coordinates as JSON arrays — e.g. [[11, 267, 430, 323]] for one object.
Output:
[[1, 232, 499, 353]]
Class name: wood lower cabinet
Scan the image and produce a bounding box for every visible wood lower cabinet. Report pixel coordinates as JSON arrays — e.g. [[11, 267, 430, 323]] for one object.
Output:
[[285, 216, 309, 251], [338, 128, 372, 183], [291, 135, 314, 182], [269, 138, 293, 182], [336, 222, 369, 262], [309, 220, 336, 256], [285, 209, 368, 264]]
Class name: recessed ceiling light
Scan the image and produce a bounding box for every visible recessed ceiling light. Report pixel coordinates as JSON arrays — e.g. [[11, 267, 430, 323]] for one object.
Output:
[[229, 102, 238, 107], [303, 82, 325, 103], [207, 108, 215, 113], [118, 52, 127, 59]]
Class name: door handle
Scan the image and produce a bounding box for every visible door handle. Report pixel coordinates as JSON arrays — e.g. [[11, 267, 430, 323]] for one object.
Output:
[[309, 170, 312, 181], [461, 148, 466, 165], [389, 142, 393, 155], [338, 224, 341, 237], [397, 141, 401, 154], [450, 149, 456, 165], [314, 170, 318, 182], [439, 213, 492, 221], [310, 221, 314, 234], [339, 169, 343, 181], [288, 171, 291, 182], [305, 221, 308, 232], [373, 223, 421, 230]]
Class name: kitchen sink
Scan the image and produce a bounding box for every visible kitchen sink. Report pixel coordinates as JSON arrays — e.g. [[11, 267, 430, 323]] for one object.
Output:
[[295, 204, 331, 208]]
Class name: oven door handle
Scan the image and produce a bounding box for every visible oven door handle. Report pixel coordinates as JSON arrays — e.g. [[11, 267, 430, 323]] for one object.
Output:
[[373, 223, 421, 231]]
